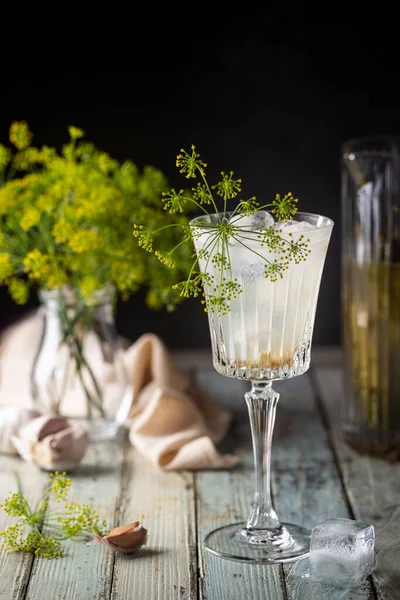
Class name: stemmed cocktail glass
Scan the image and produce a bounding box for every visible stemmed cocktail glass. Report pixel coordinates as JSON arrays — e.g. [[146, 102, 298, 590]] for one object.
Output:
[[190, 210, 334, 564]]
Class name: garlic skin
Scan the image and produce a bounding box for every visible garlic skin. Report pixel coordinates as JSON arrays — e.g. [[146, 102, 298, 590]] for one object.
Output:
[[0, 405, 41, 455], [11, 415, 89, 471], [88, 521, 148, 554]]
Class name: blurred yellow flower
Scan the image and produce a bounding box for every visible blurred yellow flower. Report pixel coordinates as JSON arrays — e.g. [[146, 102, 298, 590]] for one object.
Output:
[[0, 121, 192, 311], [20, 207, 41, 231], [23, 249, 48, 280], [9, 121, 33, 150], [8, 278, 29, 304], [52, 219, 74, 244], [68, 230, 101, 253], [0, 253, 13, 283], [80, 275, 102, 299], [0, 145, 10, 170], [68, 126, 84, 140]]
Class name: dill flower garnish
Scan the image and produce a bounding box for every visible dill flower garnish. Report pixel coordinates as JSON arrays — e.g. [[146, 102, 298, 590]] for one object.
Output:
[[212, 171, 242, 200], [133, 225, 154, 252], [161, 188, 187, 213], [176, 145, 206, 178], [155, 251, 176, 268], [271, 192, 298, 221], [132, 145, 311, 316]]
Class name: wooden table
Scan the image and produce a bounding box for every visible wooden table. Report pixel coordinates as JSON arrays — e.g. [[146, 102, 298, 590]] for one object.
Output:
[[0, 347, 399, 600]]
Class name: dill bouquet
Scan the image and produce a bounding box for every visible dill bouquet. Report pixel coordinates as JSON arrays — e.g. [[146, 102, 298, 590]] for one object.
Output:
[[0, 122, 191, 426], [0, 121, 190, 309]]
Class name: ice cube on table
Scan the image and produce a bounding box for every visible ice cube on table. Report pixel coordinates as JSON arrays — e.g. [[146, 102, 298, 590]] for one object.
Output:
[[309, 518, 375, 587]]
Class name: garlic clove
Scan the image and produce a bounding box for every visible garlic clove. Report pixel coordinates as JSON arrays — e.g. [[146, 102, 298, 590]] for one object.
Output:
[[30, 423, 89, 471], [18, 415, 71, 442], [88, 521, 148, 554], [0, 405, 41, 455], [104, 521, 148, 551], [11, 415, 89, 471]]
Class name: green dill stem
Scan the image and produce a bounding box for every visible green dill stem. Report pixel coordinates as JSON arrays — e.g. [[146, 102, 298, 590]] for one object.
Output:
[[167, 237, 189, 256], [180, 195, 212, 217], [196, 165, 220, 218], [33, 489, 50, 515], [75, 361, 93, 419], [234, 229, 303, 254], [227, 204, 241, 220], [12, 471, 24, 498], [150, 223, 188, 235], [8, 215, 30, 247], [225, 235, 234, 283], [201, 231, 221, 280], [185, 257, 200, 283], [7, 164, 16, 181], [185, 229, 220, 284], [217, 238, 224, 299], [58, 298, 105, 417], [253, 202, 276, 212], [74, 336, 104, 409], [38, 220, 56, 258]]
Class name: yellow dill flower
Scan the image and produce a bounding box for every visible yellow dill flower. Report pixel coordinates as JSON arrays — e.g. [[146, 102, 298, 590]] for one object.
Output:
[[68, 126, 84, 140], [20, 207, 41, 231], [98, 152, 118, 174], [0, 144, 10, 170], [37, 145, 57, 166], [12, 148, 41, 171], [9, 121, 33, 150], [46, 265, 68, 289], [23, 249, 48, 280], [38, 194, 57, 212], [146, 288, 163, 309], [0, 253, 14, 283], [68, 230, 101, 253], [0, 187, 17, 215], [155, 250, 176, 268], [52, 219, 74, 244], [8, 278, 29, 304], [79, 275, 102, 299]]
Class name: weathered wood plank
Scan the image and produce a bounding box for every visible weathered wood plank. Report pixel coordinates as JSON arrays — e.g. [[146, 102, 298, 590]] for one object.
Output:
[[194, 370, 374, 600], [23, 437, 124, 600], [313, 367, 400, 600], [110, 444, 197, 600], [0, 454, 49, 600]]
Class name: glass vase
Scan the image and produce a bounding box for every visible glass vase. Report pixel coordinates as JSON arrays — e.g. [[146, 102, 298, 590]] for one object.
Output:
[[31, 286, 132, 442], [341, 135, 400, 459]]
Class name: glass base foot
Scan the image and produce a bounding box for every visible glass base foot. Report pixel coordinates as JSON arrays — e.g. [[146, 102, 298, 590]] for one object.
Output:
[[204, 522, 310, 564]]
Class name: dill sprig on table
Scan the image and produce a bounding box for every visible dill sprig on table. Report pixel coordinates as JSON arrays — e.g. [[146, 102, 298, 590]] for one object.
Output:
[[0, 472, 105, 559]]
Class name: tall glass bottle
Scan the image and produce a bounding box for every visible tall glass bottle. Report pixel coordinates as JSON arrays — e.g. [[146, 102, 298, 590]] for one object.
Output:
[[341, 135, 400, 458]]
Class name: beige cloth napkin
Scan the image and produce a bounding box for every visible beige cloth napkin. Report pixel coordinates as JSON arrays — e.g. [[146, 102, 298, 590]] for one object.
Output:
[[0, 310, 239, 471]]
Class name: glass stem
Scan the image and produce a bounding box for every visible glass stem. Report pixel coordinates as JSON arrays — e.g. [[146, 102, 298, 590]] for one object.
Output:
[[245, 381, 281, 531]]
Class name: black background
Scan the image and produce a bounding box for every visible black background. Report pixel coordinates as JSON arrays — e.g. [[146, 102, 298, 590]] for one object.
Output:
[[1, 8, 398, 349]]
